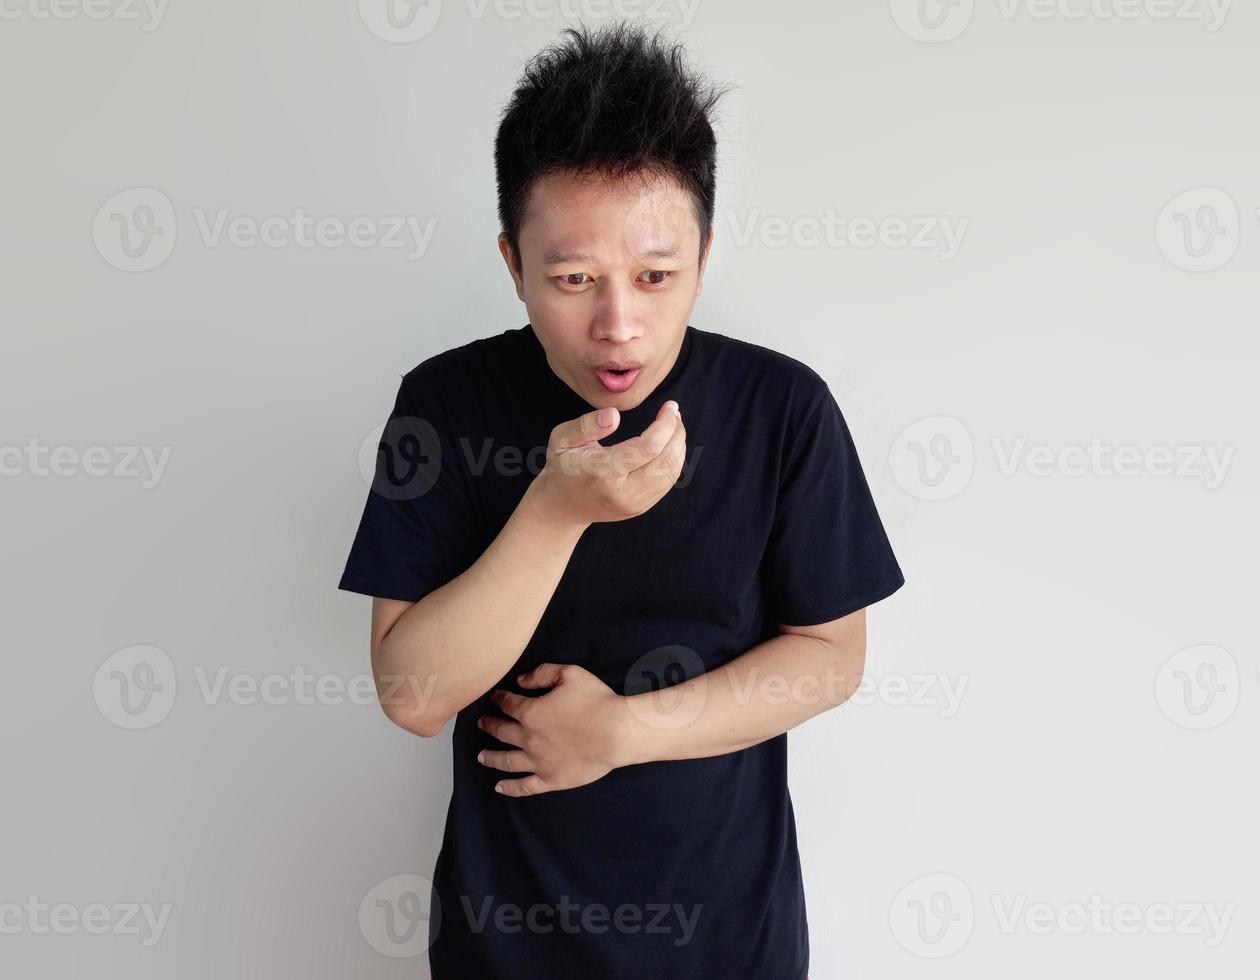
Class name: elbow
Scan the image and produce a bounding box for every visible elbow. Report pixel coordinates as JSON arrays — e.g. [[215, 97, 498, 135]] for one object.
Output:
[[372, 662, 454, 737], [824, 641, 866, 709], [370, 633, 475, 737], [380, 699, 449, 738]]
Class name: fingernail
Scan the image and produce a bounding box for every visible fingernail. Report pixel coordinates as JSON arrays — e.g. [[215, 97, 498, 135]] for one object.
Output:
[[597, 408, 614, 427], [477, 751, 486, 764], [494, 784, 505, 794], [671, 402, 681, 419]]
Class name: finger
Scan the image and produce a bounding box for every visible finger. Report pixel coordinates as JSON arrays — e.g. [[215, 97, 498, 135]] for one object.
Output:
[[603, 401, 683, 476], [477, 715, 525, 747], [494, 774, 550, 797], [655, 407, 687, 479], [492, 689, 533, 719], [517, 663, 566, 689], [625, 406, 686, 489], [477, 749, 533, 773], [552, 406, 620, 452]]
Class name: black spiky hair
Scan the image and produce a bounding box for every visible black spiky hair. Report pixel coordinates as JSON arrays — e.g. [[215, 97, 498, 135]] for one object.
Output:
[[494, 20, 730, 264]]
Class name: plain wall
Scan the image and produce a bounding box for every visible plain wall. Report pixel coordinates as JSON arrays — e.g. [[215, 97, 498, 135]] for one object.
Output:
[[1, 1, 1257, 976]]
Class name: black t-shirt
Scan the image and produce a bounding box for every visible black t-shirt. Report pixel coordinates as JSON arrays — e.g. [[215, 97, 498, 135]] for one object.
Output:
[[339, 323, 904, 979]]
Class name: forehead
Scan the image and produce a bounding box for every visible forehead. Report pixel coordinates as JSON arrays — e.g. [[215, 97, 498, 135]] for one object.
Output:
[[519, 169, 700, 262]]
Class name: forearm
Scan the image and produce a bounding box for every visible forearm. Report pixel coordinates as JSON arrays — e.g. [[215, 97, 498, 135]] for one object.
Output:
[[613, 630, 865, 766], [375, 480, 586, 732]]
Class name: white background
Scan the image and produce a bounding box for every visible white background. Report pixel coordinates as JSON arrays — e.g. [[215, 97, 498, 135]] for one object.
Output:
[[1, 0, 1257, 976]]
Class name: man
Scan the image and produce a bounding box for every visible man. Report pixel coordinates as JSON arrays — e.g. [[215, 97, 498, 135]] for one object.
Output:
[[339, 21, 903, 979]]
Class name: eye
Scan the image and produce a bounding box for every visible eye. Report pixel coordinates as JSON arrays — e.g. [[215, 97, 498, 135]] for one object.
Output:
[[640, 270, 673, 286], [557, 272, 593, 287]]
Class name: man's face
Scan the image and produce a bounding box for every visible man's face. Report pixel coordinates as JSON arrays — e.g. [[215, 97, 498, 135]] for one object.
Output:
[[498, 169, 712, 411]]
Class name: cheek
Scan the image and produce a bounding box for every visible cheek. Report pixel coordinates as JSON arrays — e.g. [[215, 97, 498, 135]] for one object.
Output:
[[659, 279, 699, 315], [525, 284, 587, 326]]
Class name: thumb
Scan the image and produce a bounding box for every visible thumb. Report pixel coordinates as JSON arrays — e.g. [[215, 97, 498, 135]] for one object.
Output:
[[517, 663, 565, 688], [553, 406, 620, 451]]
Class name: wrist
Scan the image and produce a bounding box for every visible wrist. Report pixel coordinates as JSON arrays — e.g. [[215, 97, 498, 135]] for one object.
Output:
[[520, 476, 590, 539], [608, 693, 649, 768]]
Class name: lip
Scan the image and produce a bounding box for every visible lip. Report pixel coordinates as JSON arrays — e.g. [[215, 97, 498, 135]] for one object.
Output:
[[593, 365, 643, 393], [593, 360, 643, 371]]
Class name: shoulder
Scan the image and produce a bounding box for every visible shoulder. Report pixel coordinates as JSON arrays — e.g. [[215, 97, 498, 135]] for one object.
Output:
[[692, 327, 832, 415], [399, 337, 481, 386], [396, 329, 521, 401]]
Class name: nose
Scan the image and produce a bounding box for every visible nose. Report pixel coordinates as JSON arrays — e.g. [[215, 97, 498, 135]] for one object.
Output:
[[589, 277, 642, 346]]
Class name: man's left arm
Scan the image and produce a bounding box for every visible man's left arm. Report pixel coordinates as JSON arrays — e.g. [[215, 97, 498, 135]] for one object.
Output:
[[477, 608, 869, 796], [609, 607, 867, 767]]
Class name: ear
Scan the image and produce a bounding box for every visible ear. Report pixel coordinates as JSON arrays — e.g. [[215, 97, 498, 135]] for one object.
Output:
[[498, 233, 526, 302], [695, 227, 715, 297]]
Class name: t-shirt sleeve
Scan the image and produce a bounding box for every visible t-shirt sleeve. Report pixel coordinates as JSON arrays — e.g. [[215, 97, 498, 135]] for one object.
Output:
[[338, 370, 483, 602], [763, 380, 905, 627]]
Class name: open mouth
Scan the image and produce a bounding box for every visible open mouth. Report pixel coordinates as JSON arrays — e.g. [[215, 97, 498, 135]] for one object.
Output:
[[594, 366, 642, 393]]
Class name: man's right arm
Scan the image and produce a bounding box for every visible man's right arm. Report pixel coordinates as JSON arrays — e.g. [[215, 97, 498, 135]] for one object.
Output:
[[370, 481, 588, 737], [368, 400, 685, 737]]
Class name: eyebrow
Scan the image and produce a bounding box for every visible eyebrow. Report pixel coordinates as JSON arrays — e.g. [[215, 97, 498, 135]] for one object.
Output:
[[542, 245, 681, 265]]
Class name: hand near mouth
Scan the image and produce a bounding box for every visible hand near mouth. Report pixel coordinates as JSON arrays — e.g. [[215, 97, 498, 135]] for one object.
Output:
[[521, 399, 686, 530]]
